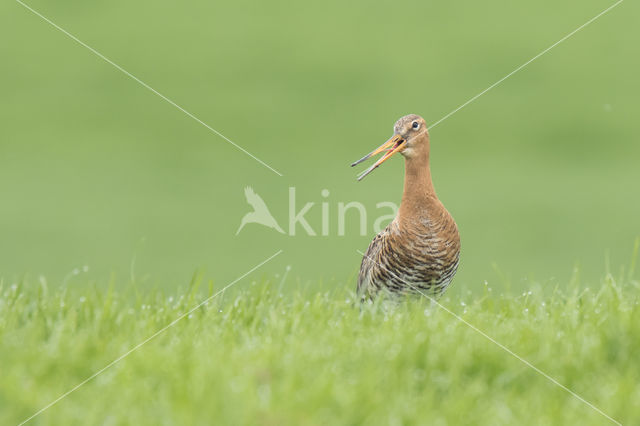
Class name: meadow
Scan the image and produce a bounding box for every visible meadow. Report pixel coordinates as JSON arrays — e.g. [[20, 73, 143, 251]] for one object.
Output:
[[1, 0, 639, 424], [2, 264, 639, 425]]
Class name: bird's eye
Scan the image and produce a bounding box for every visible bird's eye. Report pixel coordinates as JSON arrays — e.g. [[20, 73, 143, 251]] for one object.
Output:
[[412, 121, 419, 129]]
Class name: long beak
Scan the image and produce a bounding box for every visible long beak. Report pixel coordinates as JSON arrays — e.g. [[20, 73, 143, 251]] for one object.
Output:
[[351, 134, 405, 181]]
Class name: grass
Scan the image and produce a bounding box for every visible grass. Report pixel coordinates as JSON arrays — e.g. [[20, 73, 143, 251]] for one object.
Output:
[[2, 267, 639, 425]]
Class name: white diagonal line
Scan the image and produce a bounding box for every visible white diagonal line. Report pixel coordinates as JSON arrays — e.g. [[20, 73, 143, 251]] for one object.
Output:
[[15, 0, 283, 177], [429, 0, 624, 129], [18, 249, 284, 426], [356, 249, 621, 425]]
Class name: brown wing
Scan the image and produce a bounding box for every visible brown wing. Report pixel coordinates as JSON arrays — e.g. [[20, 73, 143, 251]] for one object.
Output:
[[356, 223, 393, 296]]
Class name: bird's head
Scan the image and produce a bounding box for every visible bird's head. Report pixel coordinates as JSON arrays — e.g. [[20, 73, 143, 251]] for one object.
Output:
[[351, 114, 429, 181]]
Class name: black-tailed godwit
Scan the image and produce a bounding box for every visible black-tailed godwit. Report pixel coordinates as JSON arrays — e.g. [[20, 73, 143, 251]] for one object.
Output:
[[352, 114, 460, 299]]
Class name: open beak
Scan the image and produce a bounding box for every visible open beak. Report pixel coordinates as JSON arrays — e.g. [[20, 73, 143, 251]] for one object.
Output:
[[350, 134, 406, 181]]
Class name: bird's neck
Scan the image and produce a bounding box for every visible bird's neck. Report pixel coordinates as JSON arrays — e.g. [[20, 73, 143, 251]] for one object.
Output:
[[398, 148, 438, 226]]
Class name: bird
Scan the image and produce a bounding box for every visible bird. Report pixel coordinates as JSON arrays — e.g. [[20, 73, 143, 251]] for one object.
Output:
[[236, 186, 285, 235], [351, 114, 460, 300]]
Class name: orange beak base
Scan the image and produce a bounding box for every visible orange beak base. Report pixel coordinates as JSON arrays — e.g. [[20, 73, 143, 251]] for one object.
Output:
[[351, 135, 405, 181]]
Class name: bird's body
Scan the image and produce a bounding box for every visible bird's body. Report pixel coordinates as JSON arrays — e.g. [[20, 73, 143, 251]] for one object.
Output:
[[353, 114, 460, 299]]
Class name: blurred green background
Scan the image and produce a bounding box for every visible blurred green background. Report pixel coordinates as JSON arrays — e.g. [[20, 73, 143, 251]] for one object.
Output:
[[1, 0, 638, 294]]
